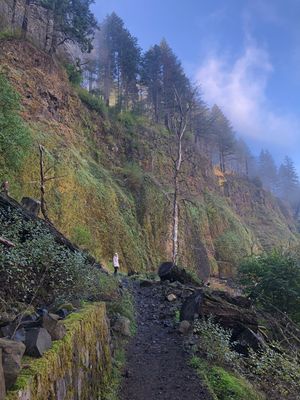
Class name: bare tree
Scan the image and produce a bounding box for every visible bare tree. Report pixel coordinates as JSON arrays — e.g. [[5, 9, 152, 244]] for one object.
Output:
[[165, 88, 191, 264], [38, 144, 64, 223]]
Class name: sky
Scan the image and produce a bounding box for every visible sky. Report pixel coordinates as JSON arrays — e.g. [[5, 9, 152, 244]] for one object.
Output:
[[91, 0, 300, 172]]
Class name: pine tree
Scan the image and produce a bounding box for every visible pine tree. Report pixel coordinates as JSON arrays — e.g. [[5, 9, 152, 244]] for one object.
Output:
[[258, 149, 278, 193], [39, 0, 98, 54], [210, 105, 236, 173], [97, 13, 140, 109], [140, 45, 163, 121], [278, 156, 300, 204]]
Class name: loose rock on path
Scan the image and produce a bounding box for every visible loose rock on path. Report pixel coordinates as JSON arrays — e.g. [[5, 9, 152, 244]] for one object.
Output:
[[119, 281, 211, 400]]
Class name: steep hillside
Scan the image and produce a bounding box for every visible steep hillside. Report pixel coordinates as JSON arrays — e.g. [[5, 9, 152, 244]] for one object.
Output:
[[0, 39, 298, 279]]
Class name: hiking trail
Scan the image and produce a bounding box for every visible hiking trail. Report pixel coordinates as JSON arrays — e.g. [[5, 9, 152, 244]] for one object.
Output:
[[119, 281, 211, 400]]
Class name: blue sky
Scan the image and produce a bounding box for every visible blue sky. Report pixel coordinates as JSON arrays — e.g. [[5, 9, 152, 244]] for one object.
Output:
[[92, 0, 300, 172]]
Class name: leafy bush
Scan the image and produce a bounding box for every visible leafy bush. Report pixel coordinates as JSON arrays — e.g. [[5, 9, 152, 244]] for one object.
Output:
[[246, 345, 300, 399], [0, 210, 112, 308], [77, 87, 107, 116], [193, 316, 241, 369], [65, 63, 82, 86], [0, 73, 32, 171], [239, 251, 300, 322]]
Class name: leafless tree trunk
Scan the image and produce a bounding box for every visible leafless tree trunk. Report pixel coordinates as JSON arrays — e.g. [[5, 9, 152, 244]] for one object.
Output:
[[39, 144, 50, 222], [166, 88, 190, 264]]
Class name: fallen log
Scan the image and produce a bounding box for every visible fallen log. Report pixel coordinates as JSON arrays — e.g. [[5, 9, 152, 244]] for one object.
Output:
[[0, 236, 15, 248]]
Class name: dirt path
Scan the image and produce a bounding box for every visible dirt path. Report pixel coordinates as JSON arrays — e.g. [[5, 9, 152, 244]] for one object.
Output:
[[119, 281, 211, 400]]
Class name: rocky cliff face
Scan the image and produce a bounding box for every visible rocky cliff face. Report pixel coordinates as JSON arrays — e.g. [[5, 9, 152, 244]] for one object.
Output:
[[0, 39, 297, 280], [0, 0, 53, 51]]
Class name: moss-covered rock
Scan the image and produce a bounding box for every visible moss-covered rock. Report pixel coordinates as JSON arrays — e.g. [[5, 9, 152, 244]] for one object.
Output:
[[6, 303, 112, 400]]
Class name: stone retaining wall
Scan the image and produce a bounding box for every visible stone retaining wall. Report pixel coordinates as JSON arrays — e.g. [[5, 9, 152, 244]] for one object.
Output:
[[5, 303, 112, 400]]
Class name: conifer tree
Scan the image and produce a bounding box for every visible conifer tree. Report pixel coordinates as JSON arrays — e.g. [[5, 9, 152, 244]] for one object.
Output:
[[210, 105, 236, 173], [258, 149, 278, 193], [39, 0, 98, 53]]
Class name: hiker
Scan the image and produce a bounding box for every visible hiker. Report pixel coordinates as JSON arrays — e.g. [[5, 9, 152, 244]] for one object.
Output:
[[1, 180, 9, 196], [113, 252, 120, 275]]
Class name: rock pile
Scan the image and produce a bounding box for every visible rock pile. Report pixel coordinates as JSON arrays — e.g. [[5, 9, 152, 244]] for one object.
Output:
[[0, 305, 71, 394], [156, 264, 265, 355]]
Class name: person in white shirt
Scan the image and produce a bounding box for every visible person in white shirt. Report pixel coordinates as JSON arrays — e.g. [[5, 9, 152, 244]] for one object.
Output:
[[113, 252, 120, 275]]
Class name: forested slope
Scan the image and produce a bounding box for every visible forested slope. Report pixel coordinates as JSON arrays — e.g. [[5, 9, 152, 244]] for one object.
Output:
[[0, 38, 297, 279]]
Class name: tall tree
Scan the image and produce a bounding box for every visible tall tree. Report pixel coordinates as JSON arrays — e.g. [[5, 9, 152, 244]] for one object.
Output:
[[165, 88, 192, 264], [140, 44, 163, 121], [97, 13, 140, 108], [258, 149, 278, 193], [39, 0, 98, 53], [141, 40, 191, 123], [210, 105, 236, 173], [278, 156, 300, 204]]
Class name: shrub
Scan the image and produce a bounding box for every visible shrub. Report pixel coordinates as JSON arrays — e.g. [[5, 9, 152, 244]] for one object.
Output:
[[239, 251, 300, 322], [246, 345, 300, 399], [65, 63, 82, 86], [0, 210, 112, 308], [193, 316, 241, 369], [0, 73, 32, 171], [77, 87, 107, 116]]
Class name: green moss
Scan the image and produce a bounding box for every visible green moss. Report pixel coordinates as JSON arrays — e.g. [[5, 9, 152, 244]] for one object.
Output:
[[6, 303, 112, 400], [190, 357, 264, 400]]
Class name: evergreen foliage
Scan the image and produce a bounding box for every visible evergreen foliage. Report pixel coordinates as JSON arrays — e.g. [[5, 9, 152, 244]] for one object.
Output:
[[39, 0, 98, 53]]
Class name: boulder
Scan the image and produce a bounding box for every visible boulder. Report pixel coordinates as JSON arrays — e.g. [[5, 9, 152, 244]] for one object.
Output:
[[180, 290, 203, 321], [0, 338, 26, 389], [42, 314, 66, 341], [0, 349, 5, 399], [20, 197, 41, 216], [158, 262, 198, 284], [25, 328, 52, 357], [0, 325, 26, 342], [112, 316, 131, 337], [178, 320, 191, 335]]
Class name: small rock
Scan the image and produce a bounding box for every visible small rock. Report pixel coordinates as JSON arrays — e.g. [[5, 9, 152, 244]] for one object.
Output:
[[0, 349, 6, 399], [178, 320, 191, 335], [42, 314, 66, 341], [0, 338, 26, 389], [166, 294, 177, 302], [140, 279, 155, 287], [112, 316, 131, 337], [25, 328, 52, 357]]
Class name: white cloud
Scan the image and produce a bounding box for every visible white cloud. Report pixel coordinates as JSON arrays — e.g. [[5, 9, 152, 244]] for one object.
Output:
[[196, 41, 300, 150]]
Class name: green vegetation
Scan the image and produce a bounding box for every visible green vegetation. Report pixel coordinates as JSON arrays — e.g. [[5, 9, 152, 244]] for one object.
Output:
[[65, 63, 82, 86], [0, 73, 32, 173], [0, 210, 113, 308], [77, 87, 107, 116], [71, 224, 92, 248], [190, 357, 263, 400], [246, 345, 300, 399], [239, 251, 300, 322], [193, 317, 241, 368], [192, 316, 300, 399]]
